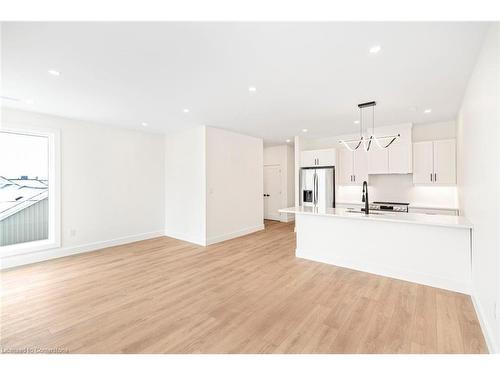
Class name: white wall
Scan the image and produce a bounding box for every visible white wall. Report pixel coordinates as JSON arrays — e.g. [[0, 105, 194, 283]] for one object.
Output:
[[263, 144, 295, 221], [206, 127, 264, 243], [286, 145, 295, 208], [457, 24, 500, 353], [412, 121, 456, 142], [164, 126, 206, 245], [1, 108, 165, 268]]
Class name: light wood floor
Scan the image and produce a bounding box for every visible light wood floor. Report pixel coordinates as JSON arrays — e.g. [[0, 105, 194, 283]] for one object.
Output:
[[0, 220, 487, 354]]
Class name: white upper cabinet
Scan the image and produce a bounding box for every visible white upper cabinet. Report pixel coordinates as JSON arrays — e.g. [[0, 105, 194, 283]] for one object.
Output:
[[300, 150, 317, 168], [413, 141, 434, 184], [338, 148, 354, 185], [366, 125, 413, 175], [353, 148, 369, 184], [388, 140, 412, 174], [433, 139, 456, 185], [367, 147, 389, 174], [300, 148, 336, 167], [338, 147, 368, 185], [413, 139, 456, 185]]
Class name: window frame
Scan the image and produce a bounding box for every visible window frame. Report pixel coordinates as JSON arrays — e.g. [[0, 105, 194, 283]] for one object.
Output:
[[0, 125, 61, 257]]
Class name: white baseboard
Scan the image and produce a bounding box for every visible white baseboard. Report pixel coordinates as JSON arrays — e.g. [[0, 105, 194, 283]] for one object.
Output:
[[0, 230, 165, 270], [296, 248, 471, 295], [206, 224, 265, 245], [280, 213, 295, 223], [471, 294, 498, 354], [164, 229, 206, 246]]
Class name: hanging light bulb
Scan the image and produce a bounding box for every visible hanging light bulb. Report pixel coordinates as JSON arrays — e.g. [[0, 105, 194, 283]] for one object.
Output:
[[339, 101, 400, 152]]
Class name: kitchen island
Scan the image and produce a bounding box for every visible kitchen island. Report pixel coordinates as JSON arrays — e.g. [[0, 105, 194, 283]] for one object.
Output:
[[279, 206, 473, 293]]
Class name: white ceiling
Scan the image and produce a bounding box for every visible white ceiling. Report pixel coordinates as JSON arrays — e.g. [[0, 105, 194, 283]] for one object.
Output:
[[1, 22, 488, 144]]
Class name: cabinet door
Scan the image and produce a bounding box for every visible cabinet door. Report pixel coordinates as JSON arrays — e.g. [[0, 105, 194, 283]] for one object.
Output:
[[300, 150, 317, 167], [338, 148, 354, 185], [353, 148, 368, 184], [413, 141, 434, 184], [315, 149, 336, 167], [433, 139, 456, 185], [367, 147, 389, 174], [389, 141, 412, 174]]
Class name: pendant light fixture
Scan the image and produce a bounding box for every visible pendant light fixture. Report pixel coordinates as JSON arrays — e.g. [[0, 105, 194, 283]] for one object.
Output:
[[339, 101, 400, 152]]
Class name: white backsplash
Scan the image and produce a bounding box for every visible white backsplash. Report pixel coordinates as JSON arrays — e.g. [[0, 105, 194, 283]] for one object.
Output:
[[337, 174, 459, 209]]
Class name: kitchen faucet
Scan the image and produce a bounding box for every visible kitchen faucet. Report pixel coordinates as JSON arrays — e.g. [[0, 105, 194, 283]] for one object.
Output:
[[362, 181, 369, 215]]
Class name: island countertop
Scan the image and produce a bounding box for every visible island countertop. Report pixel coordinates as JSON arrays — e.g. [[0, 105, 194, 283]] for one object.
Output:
[[279, 206, 472, 229]]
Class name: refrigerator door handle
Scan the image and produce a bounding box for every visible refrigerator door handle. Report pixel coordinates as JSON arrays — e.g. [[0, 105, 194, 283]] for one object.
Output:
[[315, 172, 318, 205], [313, 172, 317, 205]]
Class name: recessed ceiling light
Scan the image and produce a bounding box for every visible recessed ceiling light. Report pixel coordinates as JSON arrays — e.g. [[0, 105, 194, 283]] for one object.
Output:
[[369, 45, 381, 54], [354, 120, 360, 124], [409, 106, 417, 112], [141, 122, 148, 127], [48, 69, 61, 76], [183, 108, 190, 113], [248, 86, 257, 92], [286, 139, 291, 143], [424, 108, 432, 114], [25, 99, 34, 104], [302, 129, 308, 133]]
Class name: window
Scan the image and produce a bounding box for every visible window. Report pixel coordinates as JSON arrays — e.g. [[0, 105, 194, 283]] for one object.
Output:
[[0, 127, 60, 256]]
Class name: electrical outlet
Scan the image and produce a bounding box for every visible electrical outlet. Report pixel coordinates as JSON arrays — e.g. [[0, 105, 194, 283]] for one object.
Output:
[[70, 229, 77, 237]]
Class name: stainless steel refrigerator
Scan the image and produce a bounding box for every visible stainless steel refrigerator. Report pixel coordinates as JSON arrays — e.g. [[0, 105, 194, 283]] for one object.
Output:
[[300, 167, 335, 208]]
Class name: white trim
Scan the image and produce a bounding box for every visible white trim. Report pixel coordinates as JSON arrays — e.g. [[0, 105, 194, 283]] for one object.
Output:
[[164, 224, 265, 246], [265, 214, 281, 221], [280, 213, 295, 223], [296, 248, 471, 294], [0, 125, 61, 255], [206, 224, 265, 245], [471, 294, 497, 354], [0, 230, 165, 269], [164, 229, 207, 246]]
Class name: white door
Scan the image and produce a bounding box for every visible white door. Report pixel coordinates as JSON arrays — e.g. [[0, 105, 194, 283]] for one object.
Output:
[[368, 147, 389, 174], [413, 141, 434, 184], [353, 148, 368, 184], [264, 165, 282, 220], [433, 139, 456, 185], [338, 148, 354, 185]]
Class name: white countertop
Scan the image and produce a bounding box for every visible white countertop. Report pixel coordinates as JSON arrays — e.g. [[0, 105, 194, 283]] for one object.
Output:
[[279, 206, 472, 229], [336, 201, 459, 211]]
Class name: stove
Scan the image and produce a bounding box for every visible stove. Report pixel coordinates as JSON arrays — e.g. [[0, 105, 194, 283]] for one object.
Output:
[[369, 201, 409, 213]]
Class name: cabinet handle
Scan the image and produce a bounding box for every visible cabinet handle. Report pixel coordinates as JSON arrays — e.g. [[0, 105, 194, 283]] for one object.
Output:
[[430, 173, 433, 182], [434, 173, 437, 182], [354, 175, 356, 182]]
